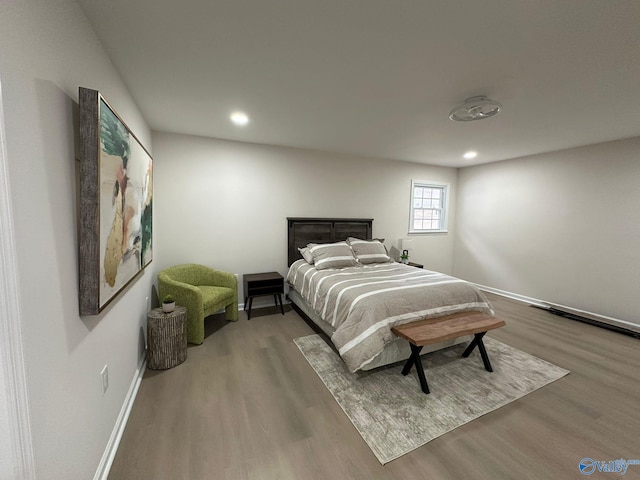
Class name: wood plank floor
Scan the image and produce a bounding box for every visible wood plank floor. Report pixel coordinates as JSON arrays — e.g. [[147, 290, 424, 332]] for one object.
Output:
[[108, 294, 640, 480]]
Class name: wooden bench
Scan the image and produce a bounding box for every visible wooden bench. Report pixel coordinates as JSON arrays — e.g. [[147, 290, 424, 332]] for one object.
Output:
[[391, 312, 505, 394]]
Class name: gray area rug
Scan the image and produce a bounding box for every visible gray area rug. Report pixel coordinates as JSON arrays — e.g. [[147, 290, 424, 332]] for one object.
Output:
[[294, 334, 569, 464]]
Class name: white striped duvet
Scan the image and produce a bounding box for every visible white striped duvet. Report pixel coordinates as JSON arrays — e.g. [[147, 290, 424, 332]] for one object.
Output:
[[287, 260, 494, 372]]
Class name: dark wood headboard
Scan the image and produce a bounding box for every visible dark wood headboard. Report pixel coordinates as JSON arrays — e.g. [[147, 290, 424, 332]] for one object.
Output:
[[287, 217, 373, 266]]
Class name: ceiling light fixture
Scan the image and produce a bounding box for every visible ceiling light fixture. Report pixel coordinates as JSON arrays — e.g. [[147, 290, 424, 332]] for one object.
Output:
[[230, 111, 249, 126], [463, 151, 477, 159], [449, 96, 502, 122]]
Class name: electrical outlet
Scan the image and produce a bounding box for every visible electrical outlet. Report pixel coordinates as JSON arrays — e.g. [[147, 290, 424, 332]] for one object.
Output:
[[100, 365, 109, 395]]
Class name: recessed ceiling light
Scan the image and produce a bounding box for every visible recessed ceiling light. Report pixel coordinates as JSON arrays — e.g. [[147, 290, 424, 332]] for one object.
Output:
[[230, 111, 249, 126], [463, 151, 478, 159]]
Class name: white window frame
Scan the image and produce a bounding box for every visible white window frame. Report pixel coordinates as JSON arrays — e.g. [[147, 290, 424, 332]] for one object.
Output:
[[408, 180, 449, 234]]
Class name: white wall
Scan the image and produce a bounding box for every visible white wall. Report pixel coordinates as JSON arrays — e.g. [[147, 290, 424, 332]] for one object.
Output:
[[152, 132, 458, 301], [453, 137, 640, 325], [0, 75, 33, 480], [0, 2, 154, 479]]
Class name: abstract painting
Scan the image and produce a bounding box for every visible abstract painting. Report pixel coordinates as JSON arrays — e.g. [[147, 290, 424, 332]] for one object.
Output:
[[79, 88, 153, 315]]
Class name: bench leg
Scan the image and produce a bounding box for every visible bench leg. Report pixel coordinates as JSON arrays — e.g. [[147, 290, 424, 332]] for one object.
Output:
[[476, 336, 493, 372], [462, 332, 493, 372], [401, 344, 430, 394]]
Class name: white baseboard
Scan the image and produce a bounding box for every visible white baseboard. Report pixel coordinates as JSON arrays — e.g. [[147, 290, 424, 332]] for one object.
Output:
[[238, 298, 290, 312], [477, 284, 640, 334], [476, 284, 547, 308], [94, 358, 146, 480]]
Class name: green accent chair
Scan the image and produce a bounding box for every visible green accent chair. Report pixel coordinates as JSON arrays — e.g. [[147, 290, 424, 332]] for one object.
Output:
[[158, 264, 238, 344]]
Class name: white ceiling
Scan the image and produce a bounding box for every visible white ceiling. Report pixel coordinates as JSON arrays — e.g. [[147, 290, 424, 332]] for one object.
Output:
[[78, 0, 640, 167]]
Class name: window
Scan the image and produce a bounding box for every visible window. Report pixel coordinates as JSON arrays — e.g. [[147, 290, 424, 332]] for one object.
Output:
[[409, 180, 449, 233]]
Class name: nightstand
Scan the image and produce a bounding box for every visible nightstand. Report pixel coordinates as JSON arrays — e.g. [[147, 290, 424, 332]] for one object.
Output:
[[243, 272, 285, 320], [407, 262, 424, 269]]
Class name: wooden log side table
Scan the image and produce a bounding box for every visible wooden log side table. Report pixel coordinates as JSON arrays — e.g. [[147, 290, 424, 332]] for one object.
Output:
[[147, 306, 187, 370]]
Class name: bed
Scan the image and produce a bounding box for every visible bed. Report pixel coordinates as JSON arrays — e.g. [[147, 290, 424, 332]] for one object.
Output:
[[286, 217, 495, 372]]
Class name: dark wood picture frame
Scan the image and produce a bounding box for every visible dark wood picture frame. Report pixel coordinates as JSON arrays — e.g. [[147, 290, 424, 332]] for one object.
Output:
[[78, 87, 153, 315]]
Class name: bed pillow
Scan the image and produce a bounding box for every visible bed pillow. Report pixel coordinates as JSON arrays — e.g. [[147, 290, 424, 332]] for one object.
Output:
[[298, 246, 314, 264], [308, 241, 359, 270], [347, 237, 391, 264]]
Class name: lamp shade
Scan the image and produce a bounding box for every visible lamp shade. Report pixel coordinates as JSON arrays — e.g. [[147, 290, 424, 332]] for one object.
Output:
[[400, 238, 415, 250]]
